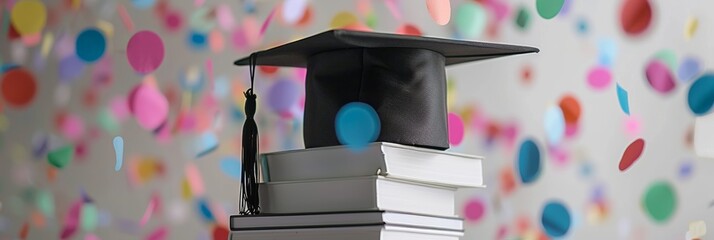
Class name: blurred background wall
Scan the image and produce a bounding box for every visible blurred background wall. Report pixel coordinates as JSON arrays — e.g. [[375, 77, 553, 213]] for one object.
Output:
[[0, 0, 713, 239]]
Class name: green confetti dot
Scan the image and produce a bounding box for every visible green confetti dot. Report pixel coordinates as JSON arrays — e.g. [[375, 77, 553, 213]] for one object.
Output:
[[515, 6, 531, 30], [654, 49, 678, 73], [536, 0, 565, 19], [454, 2, 487, 38], [81, 203, 98, 231], [642, 181, 676, 223], [36, 190, 54, 217], [48, 145, 74, 169], [365, 12, 377, 29]]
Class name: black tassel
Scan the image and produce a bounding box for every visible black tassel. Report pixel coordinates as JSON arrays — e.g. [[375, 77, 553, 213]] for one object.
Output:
[[240, 53, 260, 215]]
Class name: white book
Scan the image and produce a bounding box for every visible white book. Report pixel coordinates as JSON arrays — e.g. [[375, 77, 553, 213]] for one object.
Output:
[[230, 225, 463, 240], [259, 176, 456, 217], [261, 142, 484, 188], [230, 210, 463, 231]]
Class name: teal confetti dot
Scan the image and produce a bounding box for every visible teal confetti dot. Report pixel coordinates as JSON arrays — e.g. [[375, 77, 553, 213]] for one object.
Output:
[[541, 200, 571, 237], [688, 73, 714, 115], [132, 0, 155, 9], [75, 28, 106, 63], [514, 6, 531, 30], [517, 138, 541, 184], [197, 198, 215, 222], [35, 190, 54, 217], [454, 2, 487, 38], [617, 83, 630, 115], [536, 0, 565, 19], [642, 181, 676, 223], [80, 203, 98, 232], [335, 102, 381, 149], [195, 132, 219, 158]]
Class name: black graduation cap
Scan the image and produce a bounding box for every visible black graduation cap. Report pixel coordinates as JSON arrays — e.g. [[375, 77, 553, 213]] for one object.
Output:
[[235, 30, 538, 215]]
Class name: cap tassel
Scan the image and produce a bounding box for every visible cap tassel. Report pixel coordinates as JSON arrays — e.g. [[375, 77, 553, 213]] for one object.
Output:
[[240, 53, 260, 215]]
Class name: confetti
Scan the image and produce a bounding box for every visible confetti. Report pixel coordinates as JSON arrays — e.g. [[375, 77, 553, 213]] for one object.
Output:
[[36, 190, 54, 217], [426, 0, 451, 25], [196, 198, 214, 222], [219, 156, 241, 180], [267, 79, 301, 115], [645, 59, 676, 94], [684, 17, 698, 40], [59, 113, 85, 142], [216, 4, 235, 30], [47, 145, 74, 169], [463, 197, 485, 222], [678, 57, 701, 83], [132, 0, 156, 9], [598, 39, 618, 67], [454, 2, 486, 38], [212, 225, 229, 240], [19, 221, 29, 239], [117, 4, 135, 32], [687, 73, 714, 115], [208, 30, 224, 53], [541, 201, 571, 237], [678, 159, 693, 180], [616, 83, 630, 115], [544, 106, 565, 145], [140, 193, 159, 226], [129, 83, 169, 130], [514, 6, 530, 30], [384, 0, 402, 21], [448, 113, 465, 146], [75, 28, 106, 63], [126, 31, 165, 74], [558, 95, 581, 124], [185, 163, 205, 196], [642, 181, 676, 223], [282, 0, 308, 25], [61, 199, 82, 239], [1, 68, 36, 107], [163, 11, 183, 32], [113, 136, 124, 171], [536, 0, 564, 19], [80, 203, 98, 232], [687, 221, 706, 239], [587, 66, 612, 90], [330, 11, 358, 29], [188, 31, 208, 50], [59, 55, 86, 83], [619, 138, 644, 171], [624, 114, 641, 137], [517, 138, 541, 184], [335, 102, 381, 150], [145, 225, 168, 240], [10, 0, 46, 36], [620, 0, 652, 36], [195, 132, 218, 158]]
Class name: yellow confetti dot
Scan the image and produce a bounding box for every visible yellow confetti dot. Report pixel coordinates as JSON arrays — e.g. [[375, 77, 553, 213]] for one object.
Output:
[[40, 33, 54, 58], [10, 0, 47, 36], [181, 178, 192, 200], [96, 20, 114, 38], [330, 11, 358, 29], [684, 17, 698, 40]]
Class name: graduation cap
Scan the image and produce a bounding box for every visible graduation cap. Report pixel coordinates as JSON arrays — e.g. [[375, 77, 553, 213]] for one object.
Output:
[[235, 30, 539, 215]]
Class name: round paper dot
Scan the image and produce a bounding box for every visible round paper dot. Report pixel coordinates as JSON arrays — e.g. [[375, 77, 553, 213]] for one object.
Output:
[[448, 113, 465, 146], [426, 0, 451, 25], [219, 156, 241, 180], [678, 57, 701, 83], [282, 0, 308, 25], [688, 73, 714, 115], [684, 17, 698, 40], [164, 11, 183, 32], [678, 159, 694, 180], [1, 68, 37, 107], [619, 138, 645, 171], [268, 79, 301, 114], [188, 31, 208, 50], [645, 59, 676, 94], [514, 6, 531, 30], [126, 31, 165, 74], [642, 181, 676, 223], [129, 83, 169, 130], [330, 11, 358, 29], [463, 198, 485, 222], [208, 30, 225, 53], [212, 225, 229, 240], [541, 201, 571, 237], [536, 0, 565, 19], [59, 55, 86, 83], [75, 28, 106, 63], [80, 203, 98, 232], [10, 0, 47, 36], [517, 138, 541, 184], [598, 39, 618, 67], [132, 0, 155, 9], [559, 95, 581, 124], [454, 2, 486, 38], [396, 23, 422, 36], [544, 106, 565, 145], [335, 102, 381, 149], [587, 66, 612, 90], [576, 18, 588, 35], [620, 0, 652, 36]]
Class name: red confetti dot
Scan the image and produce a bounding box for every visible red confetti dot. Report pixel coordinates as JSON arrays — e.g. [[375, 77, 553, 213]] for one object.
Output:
[[1, 68, 37, 107], [259, 65, 278, 75], [620, 0, 652, 36], [212, 225, 229, 240], [619, 138, 645, 171], [19, 221, 29, 240], [396, 23, 422, 36]]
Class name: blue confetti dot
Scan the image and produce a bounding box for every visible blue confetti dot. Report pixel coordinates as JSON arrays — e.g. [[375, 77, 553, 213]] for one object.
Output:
[[678, 57, 701, 83], [687, 73, 714, 115], [196, 198, 215, 222], [576, 18, 588, 35], [544, 106, 565, 145], [59, 55, 86, 83], [132, 0, 155, 9], [213, 76, 230, 99], [195, 132, 219, 158], [219, 156, 242, 180], [268, 79, 301, 114], [517, 138, 541, 184], [598, 39, 617, 67], [335, 102, 380, 149], [188, 31, 208, 50], [1, 63, 20, 73], [179, 68, 206, 93], [76, 28, 106, 63], [541, 200, 571, 237]]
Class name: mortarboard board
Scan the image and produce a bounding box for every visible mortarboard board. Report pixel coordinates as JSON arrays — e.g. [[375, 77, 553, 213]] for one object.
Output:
[[235, 30, 539, 215]]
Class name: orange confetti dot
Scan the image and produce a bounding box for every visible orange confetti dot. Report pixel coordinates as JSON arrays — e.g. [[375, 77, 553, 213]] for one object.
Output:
[[559, 94, 581, 124], [1, 68, 37, 107]]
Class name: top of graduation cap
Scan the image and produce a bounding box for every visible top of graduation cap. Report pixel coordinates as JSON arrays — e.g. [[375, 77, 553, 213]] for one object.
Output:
[[234, 29, 539, 67], [234, 29, 538, 151]]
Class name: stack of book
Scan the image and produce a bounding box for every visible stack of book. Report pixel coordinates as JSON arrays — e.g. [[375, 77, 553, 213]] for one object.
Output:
[[229, 142, 484, 240]]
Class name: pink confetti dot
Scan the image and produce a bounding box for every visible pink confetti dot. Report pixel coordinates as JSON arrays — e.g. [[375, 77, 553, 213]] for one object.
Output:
[[464, 198, 485, 222], [645, 59, 676, 94], [426, 0, 451, 25], [129, 84, 169, 131], [624, 115, 641, 138], [164, 11, 183, 32], [126, 31, 164, 74], [448, 113, 465, 146], [60, 113, 85, 142], [587, 66, 612, 90]]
